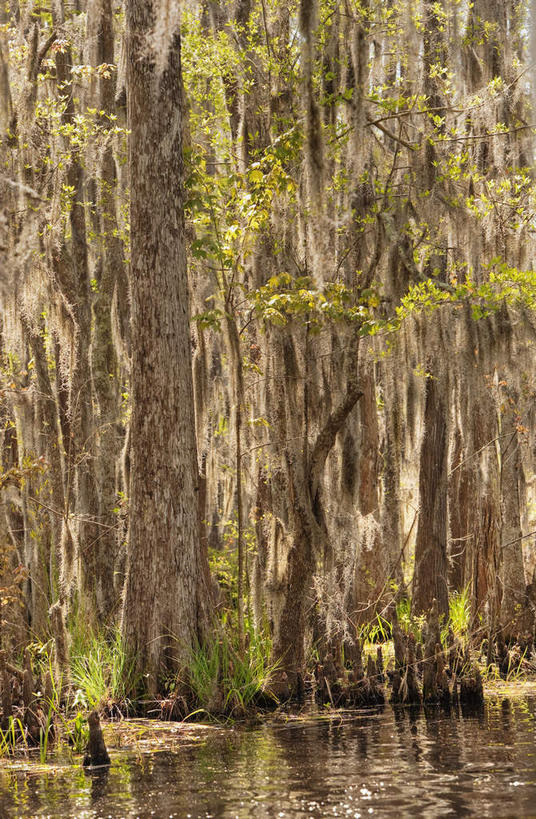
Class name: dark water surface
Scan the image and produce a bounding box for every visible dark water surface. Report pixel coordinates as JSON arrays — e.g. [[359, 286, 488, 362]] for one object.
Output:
[[1, 697, 536, 817]]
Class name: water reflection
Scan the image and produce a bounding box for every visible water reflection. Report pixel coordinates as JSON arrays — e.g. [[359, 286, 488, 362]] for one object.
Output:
[[1, 698, 536, 817], [86, 767, 110, 804]]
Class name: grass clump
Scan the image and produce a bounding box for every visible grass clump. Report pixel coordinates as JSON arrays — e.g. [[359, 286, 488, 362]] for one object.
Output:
[[188, 620, 279, 716], [0, 717, 27, 758], [448, 586, 471, 643], [358, 613, 392, 644], [70, 627, 138, 711]]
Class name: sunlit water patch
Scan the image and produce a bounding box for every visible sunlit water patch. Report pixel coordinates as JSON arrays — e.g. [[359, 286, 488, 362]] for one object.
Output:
[[1, 698, 535, 817]]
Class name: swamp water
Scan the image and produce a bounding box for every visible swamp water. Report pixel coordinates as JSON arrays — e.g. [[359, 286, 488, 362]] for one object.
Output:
[[1, 696, 536, 818]]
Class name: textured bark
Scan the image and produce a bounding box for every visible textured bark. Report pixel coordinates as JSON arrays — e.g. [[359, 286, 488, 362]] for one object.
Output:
[[27, 323, 66, 601], [379, 359, 404, 601], [0, 401, 27, 652], [300, 0, 323, 195], [267, 331, 312, 687], [353, 363, 385, 624], [412, 359, 449, 618], [83, 710, 110, 767], [51, 1, 101, 611], [460, 322, 502, 637], [9, 380, 50, 638], [224, 312, 246, 649], [87, 0, 123, 620], [269, 329, 363, 688], [448, 425, 472, 593], [121, 0, 207, 695], [499, 397, 531, 641]]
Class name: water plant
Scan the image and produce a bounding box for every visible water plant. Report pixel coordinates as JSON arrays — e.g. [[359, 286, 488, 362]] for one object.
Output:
[[0, 717, 27, 758], [0, 721, 13, 758], [39, 705, 55, 764], [188, 640, 221, 708], [395, 599, 426, 640], [396, 597, 412, 633], [60, 710, 89, 754]]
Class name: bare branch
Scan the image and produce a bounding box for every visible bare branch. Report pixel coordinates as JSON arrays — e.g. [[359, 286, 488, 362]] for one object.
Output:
[[366, 115, 420, 151], [309, 381, 363, 499]]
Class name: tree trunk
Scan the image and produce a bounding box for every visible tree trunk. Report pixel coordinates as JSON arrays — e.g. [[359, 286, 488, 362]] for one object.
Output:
[[52, 0, 101, 614], [353, 362, 385, 624], [121, 3, 207, 696], [499, 393, 531, 642], [87, 0, 123, 621], [448, 426, 472, 593], [412, 354, 449, 618]]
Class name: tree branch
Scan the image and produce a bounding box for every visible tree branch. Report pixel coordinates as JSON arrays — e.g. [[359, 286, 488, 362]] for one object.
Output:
[[366, 115, 419, 151], [37, 31, 57, 70], [309, 381, 363, 499]]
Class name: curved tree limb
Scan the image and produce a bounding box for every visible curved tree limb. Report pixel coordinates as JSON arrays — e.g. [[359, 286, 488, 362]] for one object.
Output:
[[309, 380, 363, 501]]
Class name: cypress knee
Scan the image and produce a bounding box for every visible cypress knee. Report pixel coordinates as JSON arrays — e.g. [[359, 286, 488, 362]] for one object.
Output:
[[83, 710, 111, 767]]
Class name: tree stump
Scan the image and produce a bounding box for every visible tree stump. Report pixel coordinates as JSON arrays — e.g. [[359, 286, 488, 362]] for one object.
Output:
[[83, 711, 111, 767]]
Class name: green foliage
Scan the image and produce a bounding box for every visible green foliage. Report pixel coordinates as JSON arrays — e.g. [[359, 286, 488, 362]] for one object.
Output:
[[0, 717, 28, 758], [39, 704, 55, 764], [52, 709, 89, 755], [70, 627, 138, 710], [185, 127, 300, 315], [358, 613, 392, 644], [396, 597, 412, 633], [208, 520, 256, 612], [188, 639, 221, 708], [188, 620, 278, 715], [180, 0, 536, 353], [448, 586, 471, 642], [252, 273, 374, 329], [209, 546, 237, 606], [395, 598, 426, 640]]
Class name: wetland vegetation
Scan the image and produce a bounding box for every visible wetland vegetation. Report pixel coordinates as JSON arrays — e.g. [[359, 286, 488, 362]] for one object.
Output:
[[2, 0, 536, 813]]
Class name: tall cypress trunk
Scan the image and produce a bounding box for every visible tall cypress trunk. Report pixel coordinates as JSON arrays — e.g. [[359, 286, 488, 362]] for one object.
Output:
[[412, 348, 449, 618], [448, 426, 472, 592], [499, 420, 528, 641], [87, 0, 123, 620], [27, 323, 66, 597], [353, 361, 385, 624], [51, 0, 100, 612], [121, 0, 208, 696]]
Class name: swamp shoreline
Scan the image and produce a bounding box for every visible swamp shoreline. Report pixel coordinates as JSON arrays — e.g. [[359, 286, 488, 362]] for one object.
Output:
[[2, 686, 536, 818]]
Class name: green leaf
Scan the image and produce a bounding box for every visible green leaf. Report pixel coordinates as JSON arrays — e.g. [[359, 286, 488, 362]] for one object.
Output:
[[249, 169, 263, 184]]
